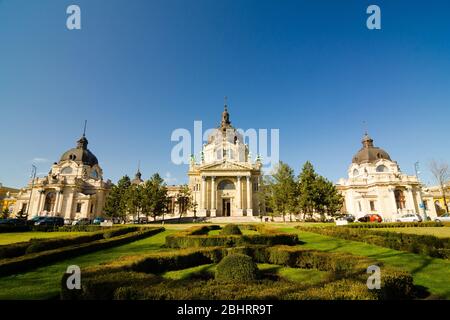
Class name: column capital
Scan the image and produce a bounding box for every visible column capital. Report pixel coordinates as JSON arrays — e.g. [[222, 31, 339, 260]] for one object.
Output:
[[201, 176, 207, 181], [211, 176, 216, 181], [246, 176, 251, 182], [236, 176, 241, 181]]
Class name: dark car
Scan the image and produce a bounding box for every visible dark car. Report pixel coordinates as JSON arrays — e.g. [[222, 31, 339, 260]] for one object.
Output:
[[35, 216, 64, 227], [340, 214, 356, 222], [0, 218, 26, 226], [26, 216, 46, 226], [358, 214, 382, 223], [92, 217, 105, 225]]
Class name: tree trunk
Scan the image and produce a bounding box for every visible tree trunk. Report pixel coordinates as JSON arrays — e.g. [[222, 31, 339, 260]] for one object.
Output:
[[441, 184, 449, 213]]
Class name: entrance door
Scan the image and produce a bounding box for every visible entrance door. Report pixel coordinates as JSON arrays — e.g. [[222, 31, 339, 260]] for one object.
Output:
[[222, 199, 231, 217]]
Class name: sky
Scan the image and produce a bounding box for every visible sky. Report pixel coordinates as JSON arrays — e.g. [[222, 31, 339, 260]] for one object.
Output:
[[1, 0, 449, 188]]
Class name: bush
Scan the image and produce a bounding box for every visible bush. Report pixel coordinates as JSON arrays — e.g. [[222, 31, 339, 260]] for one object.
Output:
[[220, 224, 242, 236], [344, 221, 444, 229], [0, 225, 30, 233], [215, 254, 259, 282]]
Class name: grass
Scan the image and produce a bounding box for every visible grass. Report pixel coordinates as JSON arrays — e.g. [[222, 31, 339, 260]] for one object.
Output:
[[370, 227, 450, 238], [0, 229, 175, 300], [0, 232, 90, 245], [163, 264, 215, 280], [279, 227, 450, 299]]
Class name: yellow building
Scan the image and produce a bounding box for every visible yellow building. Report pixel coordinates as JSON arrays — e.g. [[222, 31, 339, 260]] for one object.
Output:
[[0, 185, 19, 215], [423, 183, 450, 215]]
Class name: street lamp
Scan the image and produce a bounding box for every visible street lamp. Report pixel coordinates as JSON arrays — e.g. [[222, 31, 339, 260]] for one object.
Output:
[[25, 165, 37, 220], [414, 162, 428, 221]]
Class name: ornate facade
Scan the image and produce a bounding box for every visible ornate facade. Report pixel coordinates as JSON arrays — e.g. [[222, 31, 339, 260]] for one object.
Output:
[[187, 105, 262, 217], [337, 133, 437, 221], [13, 133, 111, 220]]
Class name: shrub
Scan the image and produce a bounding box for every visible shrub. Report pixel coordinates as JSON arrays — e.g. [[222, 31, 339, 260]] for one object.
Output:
[[220, 224, 242, 236], [215, 254, 259, 282]]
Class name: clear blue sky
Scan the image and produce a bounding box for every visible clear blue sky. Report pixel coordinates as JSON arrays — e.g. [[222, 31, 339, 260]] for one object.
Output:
[[1, 0, 449, 188]]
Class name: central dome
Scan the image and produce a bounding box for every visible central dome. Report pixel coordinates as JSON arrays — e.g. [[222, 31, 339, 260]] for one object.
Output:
[[352, 133, 392, 164], [59, 135, 98, 166]]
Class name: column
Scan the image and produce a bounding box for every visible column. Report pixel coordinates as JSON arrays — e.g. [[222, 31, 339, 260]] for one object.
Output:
[[36, 190, 45, 215], [66, 189, 75, 220], [199, 176, 207, 216], [388, 187, 398, 219], [236, 176, 243, 216], [246, 176, 253, 216], [210, 176, 216, 217], [405, 186, 416, 214], [57, 190, 64, 215], [54, 191, 60, 216]]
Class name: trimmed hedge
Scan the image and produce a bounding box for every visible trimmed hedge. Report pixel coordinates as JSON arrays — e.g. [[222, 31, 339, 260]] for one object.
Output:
[[61, 244, 415, 300], [0, 227, 164, 277], [0, 226, 139, 259], [297, 225, 450, 259], [166, 224, 298, 248], [220, 224, 242, 235], [215, 254, 259, 282], [344, 221, 444, 229]]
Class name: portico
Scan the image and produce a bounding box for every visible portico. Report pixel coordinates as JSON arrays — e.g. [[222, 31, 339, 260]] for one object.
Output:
[[188, 103, 261, 218]]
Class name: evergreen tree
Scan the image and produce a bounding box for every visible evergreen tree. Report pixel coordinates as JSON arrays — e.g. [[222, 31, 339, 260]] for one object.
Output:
[[269, 162, 297, 222], [104, 175, 131, 221], [297, 161, 318, 219]]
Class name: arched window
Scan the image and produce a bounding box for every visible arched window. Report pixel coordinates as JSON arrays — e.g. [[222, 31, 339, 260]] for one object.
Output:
[[217, 180, 235, 190], [395, 189, 406, 210], [353, 169, 359, 177], [376, 165, 388, 173], [44, 192, 56, 212], [61, 167, 72, 174]]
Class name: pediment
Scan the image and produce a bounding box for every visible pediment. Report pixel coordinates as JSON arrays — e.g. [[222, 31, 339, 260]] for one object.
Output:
[[199, 160, 253, 172]]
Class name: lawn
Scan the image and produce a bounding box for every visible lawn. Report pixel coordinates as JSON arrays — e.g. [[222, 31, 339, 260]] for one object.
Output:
[[0, 232, 90, 245], [370, 227, 450, 238], [279, 227, 450, 299], [0, 229, 176, 299]]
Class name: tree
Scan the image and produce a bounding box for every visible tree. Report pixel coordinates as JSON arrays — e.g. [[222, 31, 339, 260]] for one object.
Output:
[[297, 161, 343, 221], [146, 173, 168, 222], [297, 161, 318, 219], [104, 175, 131, 221], [175, 184, 193, 222], [430, 160, 449, 213], [268, 162, 297, 222], [1, 208, 9, 219], [124, 183, 143, 222], [255, 175, 272, 219]]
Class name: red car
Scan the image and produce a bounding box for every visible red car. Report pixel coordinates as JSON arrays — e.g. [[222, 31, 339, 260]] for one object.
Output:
[[358, 214, 382, 223]]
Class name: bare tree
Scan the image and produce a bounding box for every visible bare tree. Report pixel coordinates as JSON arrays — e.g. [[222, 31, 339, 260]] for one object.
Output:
[[429, 160, 449, 213]]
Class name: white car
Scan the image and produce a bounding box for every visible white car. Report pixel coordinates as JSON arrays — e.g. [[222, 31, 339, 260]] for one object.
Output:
[[396, 214, 422, 223], [434, 213, 450, 223]]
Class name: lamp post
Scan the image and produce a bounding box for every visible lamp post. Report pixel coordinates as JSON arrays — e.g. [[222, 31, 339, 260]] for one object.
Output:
[[25, 165, 37, 220], [414, 162, 428, 221]]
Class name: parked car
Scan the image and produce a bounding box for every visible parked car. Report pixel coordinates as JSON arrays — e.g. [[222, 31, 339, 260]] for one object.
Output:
[[434, 213, 450, 223], [396, 213, 422, 223], [358, 214, 382, 223], [0, 218, 26, 226], [339, 214, 356, 223], [35, 216, 64, 227], [92, 217, 105, 225], [133, 217, 148, 224], [63, 218, 73, 225], [27, 216, 47, 226], [72, 218, 91, 226]]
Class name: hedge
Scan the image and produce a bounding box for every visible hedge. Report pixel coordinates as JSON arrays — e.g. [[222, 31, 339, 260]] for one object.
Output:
[[220, 224, 242, 235], [165, 224, 298, 248], [344, 221, 444, 229], [0, 226, 139, 260], [297, 225, 450, 259], [60, 245, 415, 300], [0, 227, 164, 277]]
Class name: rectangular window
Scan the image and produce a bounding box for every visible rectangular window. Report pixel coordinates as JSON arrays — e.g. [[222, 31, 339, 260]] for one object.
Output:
[[21, 203, 27, 212], [370, 201, 376, 211], [90, 204, 94, 214], [76, 203, 82, 213]]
